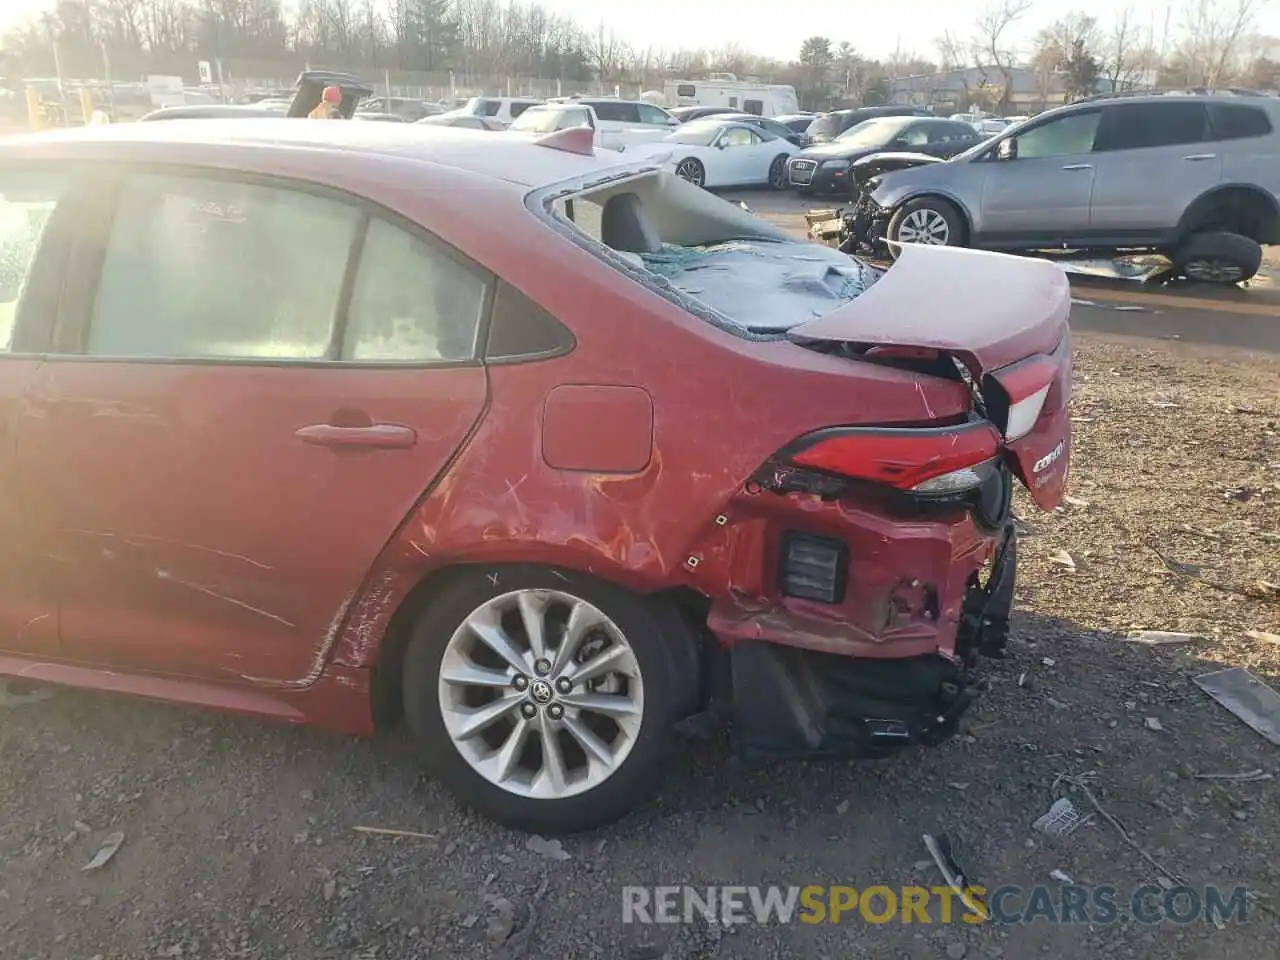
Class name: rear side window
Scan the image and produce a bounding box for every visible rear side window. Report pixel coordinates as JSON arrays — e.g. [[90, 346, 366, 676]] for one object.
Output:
[[1094, 102, 1209, 151], [744, 99, 764, 116], [0, 171, 64, 352], [1209, 103, 1273, 140], [637, 103, 670, 125], [508, 101, 535, 119], [480, 100, 501, 117], [676, 84, 696, 98], [88, 174, 359, 359], [591, 101, 641, 123], [343, 217, 488, 362]]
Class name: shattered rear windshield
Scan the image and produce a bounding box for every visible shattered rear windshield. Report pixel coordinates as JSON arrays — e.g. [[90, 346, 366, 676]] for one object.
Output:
[[543, 172, 880, 337]]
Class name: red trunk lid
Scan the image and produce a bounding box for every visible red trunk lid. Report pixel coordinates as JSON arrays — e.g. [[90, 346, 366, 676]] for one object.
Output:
[[789, 244, 1073, 509]]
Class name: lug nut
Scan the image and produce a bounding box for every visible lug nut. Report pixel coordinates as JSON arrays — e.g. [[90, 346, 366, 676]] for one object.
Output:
[[555, 677, 572, 695], [533, 658, 552, 676], [547, 703, 564, 720], [520, 702, 538, 719], [513, 675, 529, 691]]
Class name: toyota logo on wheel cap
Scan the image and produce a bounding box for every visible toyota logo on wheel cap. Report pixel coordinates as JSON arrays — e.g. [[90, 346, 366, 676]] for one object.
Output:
[[530, 679, 554, 704]]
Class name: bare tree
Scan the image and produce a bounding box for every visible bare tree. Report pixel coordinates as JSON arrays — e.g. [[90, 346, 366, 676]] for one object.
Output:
[[973, 0, 1032, 110], [1177, 0, 1263, 86]]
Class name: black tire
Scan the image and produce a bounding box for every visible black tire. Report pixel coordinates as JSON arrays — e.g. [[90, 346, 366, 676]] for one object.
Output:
[[401, 565, 697, 834], [768, 154, 789, 190], [674, 157, 705, 187], [886, 197, 966, 259], [1170, 230, 1262, 284]]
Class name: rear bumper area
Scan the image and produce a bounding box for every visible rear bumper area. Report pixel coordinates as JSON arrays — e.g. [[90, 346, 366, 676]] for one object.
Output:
[[725, 525, 1016, 761]]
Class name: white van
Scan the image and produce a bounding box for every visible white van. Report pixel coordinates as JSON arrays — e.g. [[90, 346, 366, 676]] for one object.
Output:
[[663, 79, 799, 117], [510, 100, 678, 151]]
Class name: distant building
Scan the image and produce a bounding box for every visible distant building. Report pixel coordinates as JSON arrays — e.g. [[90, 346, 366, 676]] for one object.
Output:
[[886, 66, 1120, 114]]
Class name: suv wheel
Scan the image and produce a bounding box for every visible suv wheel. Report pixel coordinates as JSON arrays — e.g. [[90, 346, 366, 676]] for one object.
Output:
[[1171, 231, 1262, 285], [402, 567, 697, 833], [887, 197, 965, 257]]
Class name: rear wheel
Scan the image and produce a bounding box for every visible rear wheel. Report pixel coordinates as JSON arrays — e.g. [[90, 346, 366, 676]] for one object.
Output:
[[675, 157, 705, 187], [402, 566, 696, 833], [1170, 231, 1262, 284], [887, 197, 966, 258], [768, 155, 789, 190]]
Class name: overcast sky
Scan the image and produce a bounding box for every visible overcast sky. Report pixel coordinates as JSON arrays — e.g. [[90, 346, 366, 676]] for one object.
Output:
[[3, 0, 1278, 63]]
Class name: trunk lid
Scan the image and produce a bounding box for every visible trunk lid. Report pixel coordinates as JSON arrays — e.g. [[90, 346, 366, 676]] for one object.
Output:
[[788, 243, 1068, 377], [788, 244, 1073, 509]]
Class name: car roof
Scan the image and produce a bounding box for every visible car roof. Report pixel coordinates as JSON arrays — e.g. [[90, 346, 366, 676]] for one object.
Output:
[[1, 118, 623, 189]]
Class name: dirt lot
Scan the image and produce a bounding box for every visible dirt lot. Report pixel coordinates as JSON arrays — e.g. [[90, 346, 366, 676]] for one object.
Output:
[[1, 334, 1277, 960]]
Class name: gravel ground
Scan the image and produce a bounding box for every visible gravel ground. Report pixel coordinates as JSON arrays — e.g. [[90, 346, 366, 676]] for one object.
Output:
[[1, 334, 1277, 960]]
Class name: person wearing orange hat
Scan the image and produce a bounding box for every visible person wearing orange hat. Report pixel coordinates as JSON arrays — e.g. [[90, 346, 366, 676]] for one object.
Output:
[[308, 85, 344, 119]]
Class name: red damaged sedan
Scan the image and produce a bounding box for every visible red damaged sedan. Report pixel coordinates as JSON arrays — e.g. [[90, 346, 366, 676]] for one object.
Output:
[[0, 120, 1071, 832]]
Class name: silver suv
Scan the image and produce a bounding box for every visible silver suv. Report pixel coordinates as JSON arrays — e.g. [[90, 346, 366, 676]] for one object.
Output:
[[858, 93, 1280, 283]]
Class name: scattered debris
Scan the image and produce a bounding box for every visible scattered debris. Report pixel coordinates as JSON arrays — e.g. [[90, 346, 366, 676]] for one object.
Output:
[[1194, 668, 1280, 746], [1246, 630, 1280, 645], [484, 893, 517, 946], [1042, 657, 1057, 667], [835, 800, 849, 815], [1144, 717, 1165, 732], [352, 826, 436, 840], [922, 834, 985, 918], [0, 680, 56, 709], [525, 835, 572, 862], [495, 877, 550, 960], [322, 879, 336, 902], [1125, 631, 1197, 646], [948, 782, 969, 791], [1032, 798, 1085, 839], [1148, 399, 1179, 406], [1193, 769, 1272, 783], [81, 831, 125, 872], [1049, 869, 1075, 884], [1063, 495, 1090, 509], [1049, 549, 1077, 573], [945, 942, 968, 960], [461, 912, 479, 929]]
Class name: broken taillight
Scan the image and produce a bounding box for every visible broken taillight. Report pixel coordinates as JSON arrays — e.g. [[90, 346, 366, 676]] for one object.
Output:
[[783, 421, 1002, 495], [982, 354, 1057, 441]]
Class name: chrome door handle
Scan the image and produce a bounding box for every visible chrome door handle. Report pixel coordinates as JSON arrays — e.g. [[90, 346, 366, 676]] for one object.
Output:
[[1183, 153, 1217, 161], [1061, 163, 1093, 170]]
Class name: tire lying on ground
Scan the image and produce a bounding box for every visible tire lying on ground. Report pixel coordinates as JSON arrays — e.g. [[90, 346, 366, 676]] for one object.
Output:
[[402, 565, 699, 834], [886, 196, 966, 259], [1170, 230, 1263, 284]]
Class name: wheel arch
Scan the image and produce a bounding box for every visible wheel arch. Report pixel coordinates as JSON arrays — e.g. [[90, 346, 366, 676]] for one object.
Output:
[[362, 558, 707, 730], [1177, 183, 1280, 245]]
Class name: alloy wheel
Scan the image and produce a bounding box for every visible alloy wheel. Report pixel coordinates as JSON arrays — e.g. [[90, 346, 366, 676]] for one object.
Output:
[[895, 207, 951, 245], [1182, 256, 1244, 284], [675, 159, 704, 186], [769, 157, 786, 189], [437, 589, 645, 800]]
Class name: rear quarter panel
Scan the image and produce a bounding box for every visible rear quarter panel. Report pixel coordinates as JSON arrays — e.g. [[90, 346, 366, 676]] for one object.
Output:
[[328, 195, 976, 669]]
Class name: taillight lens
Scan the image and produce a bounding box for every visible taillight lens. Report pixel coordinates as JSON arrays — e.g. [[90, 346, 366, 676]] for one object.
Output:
[[785, 421, 1001, 493], [982, 355, 1057, 441]]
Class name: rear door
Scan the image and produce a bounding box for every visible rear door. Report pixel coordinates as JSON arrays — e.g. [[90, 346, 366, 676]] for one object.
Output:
[[978, 107, 1102, 246], [18, 167, 491, 684], [1088, 101, 1219, 243], [0, 165, 70, 655]]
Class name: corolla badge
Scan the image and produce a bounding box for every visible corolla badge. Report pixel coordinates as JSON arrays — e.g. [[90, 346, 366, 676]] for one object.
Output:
[[1033, 440, 1065, 474]]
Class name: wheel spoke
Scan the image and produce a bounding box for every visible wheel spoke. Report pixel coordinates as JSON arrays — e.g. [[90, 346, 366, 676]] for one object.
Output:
[[561, 691, 641, 719], [562, 715, 615, 769], [491, 716, 531, 783], [565, 643, 636, 686], [467, 612, 529, 675], [455, 694, 521, 740], [439, 660, 514, 688], [550, 600, 600, 676], [517, 592, 548, 661], [536, 712, 569, 795]]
